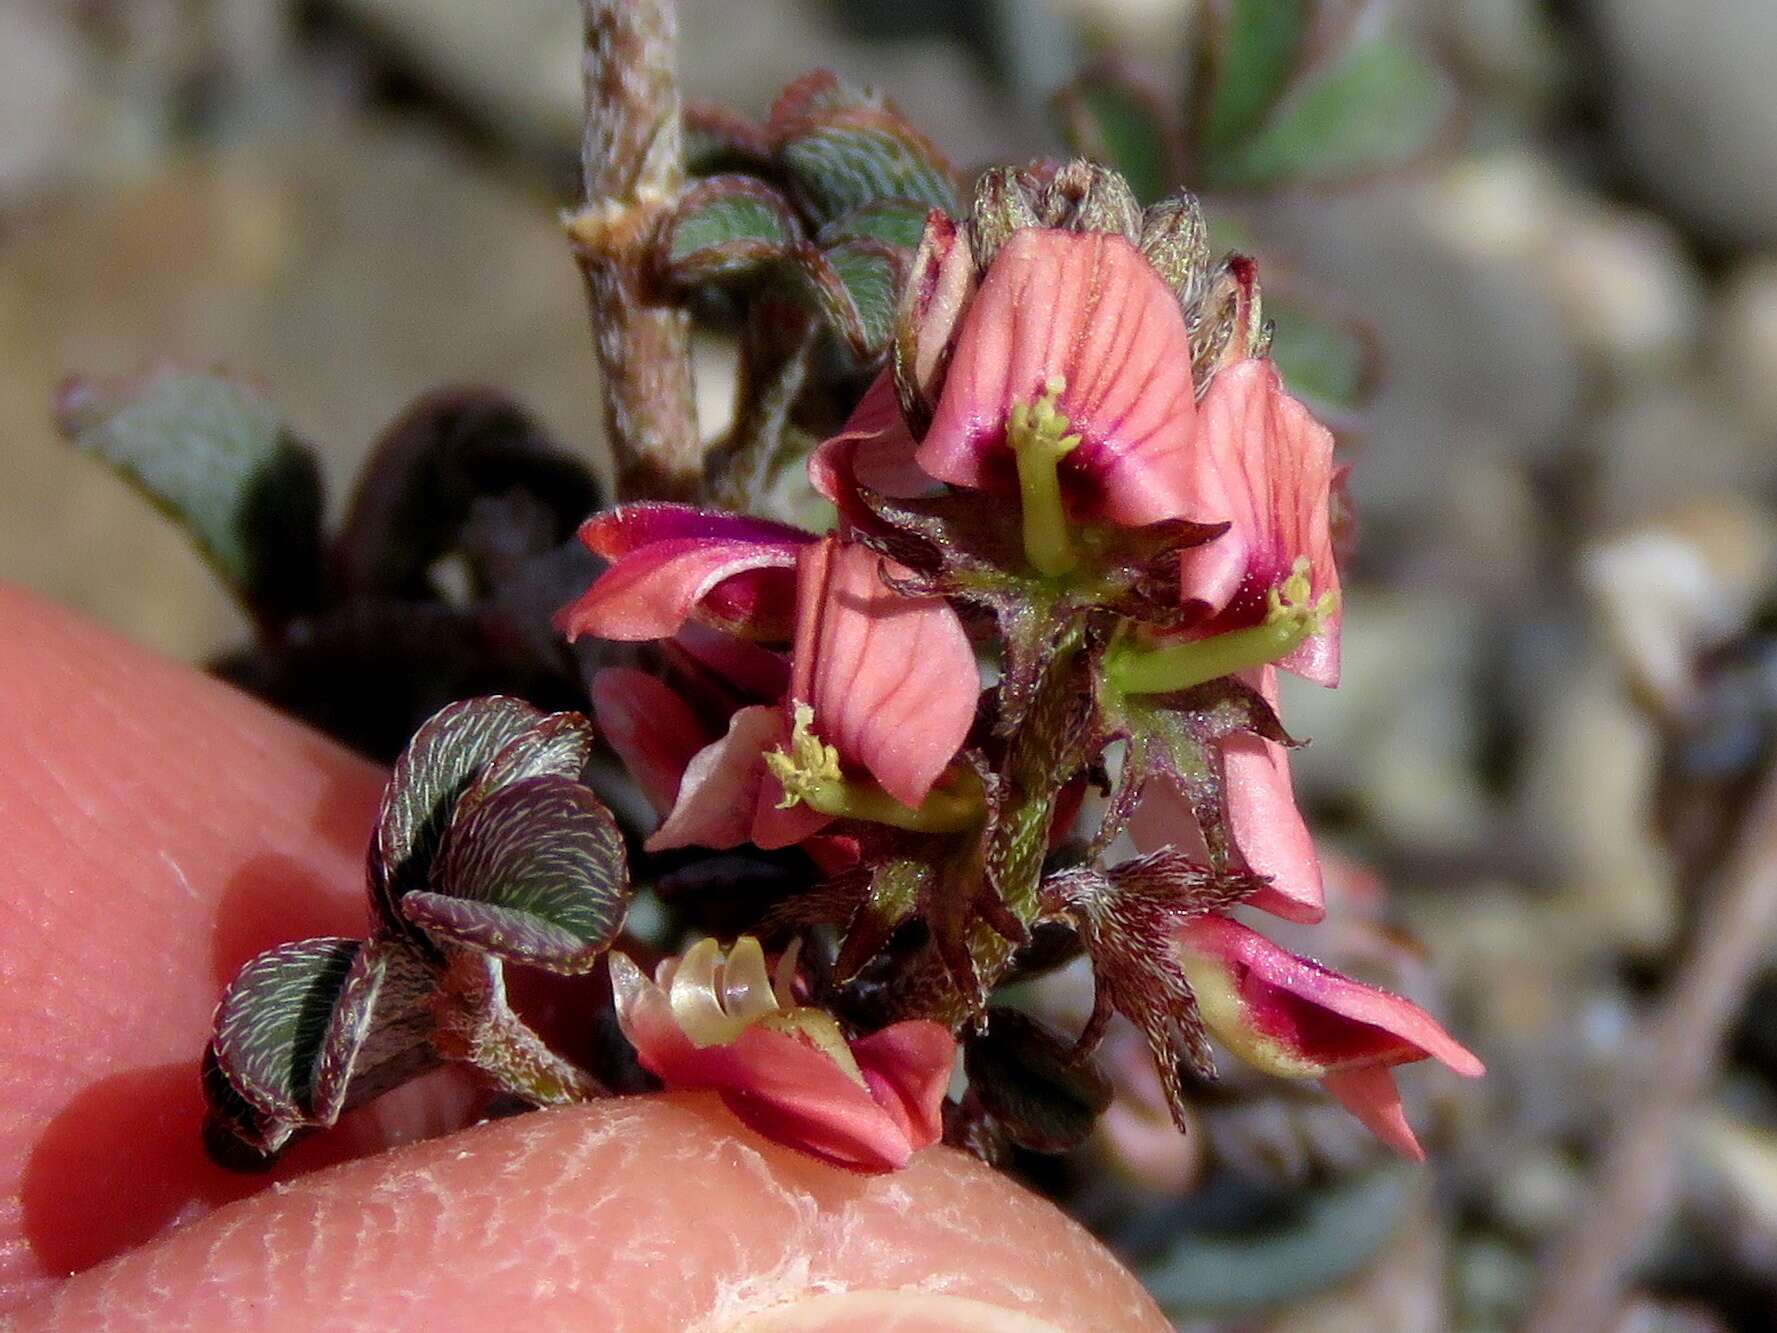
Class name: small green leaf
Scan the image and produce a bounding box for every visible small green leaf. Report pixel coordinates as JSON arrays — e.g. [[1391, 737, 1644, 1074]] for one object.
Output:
[[56, 368, 323, 623], [1210, 30, 1455, 187], [408, 774, 629, 972], [372, 696, 544, 931], [657, 176, 803, 286], [823, 239, 904, 359], [211, 938, 366, 1122], [1265, 291, 1376, 411], [964, 1008, 1112, 1154], [1190, 1, 1456, 189], [455, 711, 599, 822], [816, 199, 933, 251], [1192, 0, 1310, 161], [765, 69, 882, 137], [1052, 66, 1180, 204], [777, 110, 959, 223]]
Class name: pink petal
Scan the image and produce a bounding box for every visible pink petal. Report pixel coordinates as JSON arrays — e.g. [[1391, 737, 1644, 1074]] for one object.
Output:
[[916, 229, 1212, 527], [1322, 1066, 1425, 1161], [609, 961, 925, 1173], [589, 668, 712, 816], [790, 537, 978, 810], [1177, 915, 1486, 1079], [1178, 359, 1341, 685], [850, 1020, 956, 1153], [646, 705, 784, 852], [809, 372, 936, 504], [664, 623, 792, 705], [1126, 668, 1324, 923], [896, 210, 978, 411], [559, 505, 812, 642]]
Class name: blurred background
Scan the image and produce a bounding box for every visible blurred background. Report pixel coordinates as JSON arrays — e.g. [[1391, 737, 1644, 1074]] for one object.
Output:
[[6, 1, 1777, 1328]]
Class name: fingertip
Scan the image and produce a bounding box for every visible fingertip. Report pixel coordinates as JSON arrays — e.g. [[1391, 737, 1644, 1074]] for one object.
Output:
[[15, 1095, 1168, 1332]]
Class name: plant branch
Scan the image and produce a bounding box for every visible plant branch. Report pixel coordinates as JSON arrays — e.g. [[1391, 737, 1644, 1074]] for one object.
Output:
[[568, 0, 701, 501], [1524, 759, 1777, 1333]]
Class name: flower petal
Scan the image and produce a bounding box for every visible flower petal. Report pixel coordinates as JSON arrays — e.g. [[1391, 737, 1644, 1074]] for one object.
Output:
[[893, 210, 977, 422], [1178, 359, 1341, 685], [916, 228, 1211, 527], [589, 668, 712, 817], [790, 536, 978, 810], [646, 705, 784, 852], [558, 504, 812, 642], [1127, 669, 1324, 923], [810, 372, 936, 504], [610, 952, 927, 1173], [1322, 1066, 1425, 1161], [850, 1020, 956, 1153], [1175, 914, 1485, 1080]]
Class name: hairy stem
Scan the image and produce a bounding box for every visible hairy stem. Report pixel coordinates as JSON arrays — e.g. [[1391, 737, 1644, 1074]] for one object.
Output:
[[569, 0, 700, 501], [432, 952, 606, 1105], [1524, 761, 1777, 1333]]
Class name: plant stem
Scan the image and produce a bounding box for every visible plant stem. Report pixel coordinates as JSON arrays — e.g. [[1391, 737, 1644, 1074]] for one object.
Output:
[[1524, 760, 1777, 1333], [569, 0, 701, 501]]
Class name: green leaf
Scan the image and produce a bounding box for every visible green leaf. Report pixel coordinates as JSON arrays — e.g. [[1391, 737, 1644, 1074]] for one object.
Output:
[[1219, 32, 1454, 187], [206, 936, 446, 1164], [211, 938, 368, 1122], [964, 1008, 1112, 1154], [1265, 290, 1376, 411], [823, 239, 904, 358], [56, 368, 324, 623], [787, 240, 905, 362], [1193, 0, 1309, 161], [408, 774, 628, 972], [454, 711, 599, 822], [1189, 1, 1455, 188], [372, 695, 544, 931], [657, 175, 803, 286], [1052, 66, 1180, 204], [777, 110, 959, 222], [816, 198, 933, 251]]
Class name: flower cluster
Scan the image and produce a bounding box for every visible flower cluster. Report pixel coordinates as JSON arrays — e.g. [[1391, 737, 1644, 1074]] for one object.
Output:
[[563, 160, 1478, 1169]]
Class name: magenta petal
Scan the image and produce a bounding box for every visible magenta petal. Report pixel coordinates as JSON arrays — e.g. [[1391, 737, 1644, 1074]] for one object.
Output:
[[850, 1020, 956, 1153], [589, 668, 711, 816], [645, 704, 782, 852], [810, 372, 936, 503], [557, 537, 800, 641], [578, 502, 814, 558], [1322, 1067, 1425, 1161], [915, 229, 1211, 526], [559, 504, 813, 642], [1178, 915, 1486, 1080], [790, 537, 978, 810], [1178, 359, 1342, 685]]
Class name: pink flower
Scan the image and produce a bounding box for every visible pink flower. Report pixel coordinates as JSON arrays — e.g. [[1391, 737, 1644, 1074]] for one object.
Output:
[[916, 228, 1208, 527], [643, 535, 979, 853], [608, 936, 955, 1172], [822, 212, 1341, 683], [556, 503, 813, 642], [1177, 357, 1341, 685], [1128, 666, 1324, 923], [1173, 914, 1484, 1160], [787, 534, 978, 811]]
